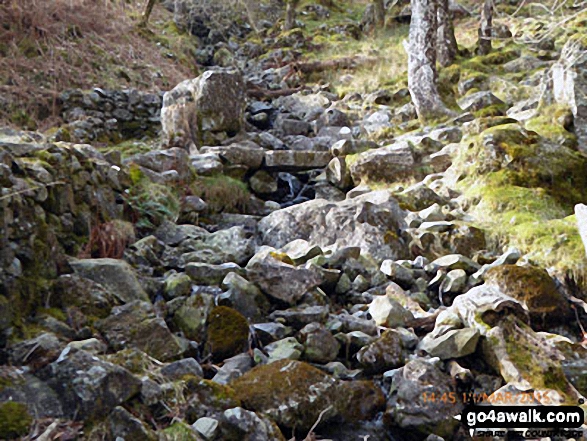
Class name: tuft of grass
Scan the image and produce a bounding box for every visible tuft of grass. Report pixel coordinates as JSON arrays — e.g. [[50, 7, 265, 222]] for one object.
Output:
[[191, 175, 252, 214]]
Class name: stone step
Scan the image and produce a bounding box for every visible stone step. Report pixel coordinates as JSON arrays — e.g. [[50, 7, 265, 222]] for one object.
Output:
[[263, 150, 332, 171]]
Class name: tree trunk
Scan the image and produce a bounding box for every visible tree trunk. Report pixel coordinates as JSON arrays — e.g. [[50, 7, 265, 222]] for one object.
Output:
[[285, 0, 299, 31], [407, 0, 455, 121], [139, 0, 157, 28], [478, 0, 493, 55], [373, 0, 385, 29], [437, 0, 457, 67]]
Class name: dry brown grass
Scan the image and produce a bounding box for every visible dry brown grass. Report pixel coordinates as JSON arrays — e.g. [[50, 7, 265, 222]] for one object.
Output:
[[0, 0, 195, 130]]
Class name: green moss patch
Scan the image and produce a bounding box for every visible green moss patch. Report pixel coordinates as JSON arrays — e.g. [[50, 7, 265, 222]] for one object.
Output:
[[454, 121, 587, 280], [0, 402, 32, 439], [206, 306, 249, 362], [485, 265, 571, 329]]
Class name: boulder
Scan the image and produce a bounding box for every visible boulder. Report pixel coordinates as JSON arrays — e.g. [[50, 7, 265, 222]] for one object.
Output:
[[161, 68, 245, 149], [298, 323, 340, 364], [575, 203, 587, 256], [42, 349, 141, 420], [97, 300, 184, 361], [385, 359, 463, 438], [348, 141, 415, 185], [206, 306, 250, 362], [418, 328, 480, 360], [457, 91, 505, 112], [484, 265, 572, 330], [231, 360, 338, 431], [258, 190, 408, 261], [263, 150, 332, 171], [356, 330, 406, 374], [221, 407, 285, 441], [246, 247, 323, 305], [69, 258, 149, 304]]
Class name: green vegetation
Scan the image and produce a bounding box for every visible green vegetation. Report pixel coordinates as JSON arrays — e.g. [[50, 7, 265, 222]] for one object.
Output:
[[206, 306, 250, 362], [192, 175, 252, 214], [0, 402, 32, 439], [454, 121, 587, 279], [124, 164, 180, 231]]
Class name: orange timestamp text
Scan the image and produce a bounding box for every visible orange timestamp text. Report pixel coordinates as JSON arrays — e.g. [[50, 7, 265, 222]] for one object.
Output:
[[420, 391, 552, 405]]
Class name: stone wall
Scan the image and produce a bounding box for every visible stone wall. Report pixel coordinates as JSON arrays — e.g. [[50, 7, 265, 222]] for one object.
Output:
[[58, 88, 163, 143], [0, 129, 128, 338]]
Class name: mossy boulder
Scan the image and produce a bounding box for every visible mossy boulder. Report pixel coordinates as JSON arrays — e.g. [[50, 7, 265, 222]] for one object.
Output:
[[231, 359, 338, 431], [335, 380, 386, 422], [483, 315, 581, 404], [485, 265, 572, 330], [172, 293, 215, 342], [184, 377, 241, 423], [206, 306, 249, 362], [0, 401, 32, 439]]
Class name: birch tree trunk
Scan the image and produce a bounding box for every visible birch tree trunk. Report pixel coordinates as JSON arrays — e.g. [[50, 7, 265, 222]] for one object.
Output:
[[407, 0, 455, 121], [478, 0, 493, 55], [437, 0, 457, 67]]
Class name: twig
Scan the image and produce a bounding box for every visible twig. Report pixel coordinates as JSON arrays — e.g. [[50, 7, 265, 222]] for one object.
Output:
[[303, 405, 333, 441]]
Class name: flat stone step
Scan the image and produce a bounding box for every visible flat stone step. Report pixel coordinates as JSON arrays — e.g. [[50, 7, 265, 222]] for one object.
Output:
[[263, 150, 332, 171]]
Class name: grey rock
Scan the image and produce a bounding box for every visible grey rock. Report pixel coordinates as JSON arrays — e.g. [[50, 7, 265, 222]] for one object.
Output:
[[252, 322, 293, 345], [200, 143, 264, 169], [97, 301, 184, 361], [457, 91, 504, 112], [380, 260, 414, 287], [160, 358, 203, 379], [249, 170, 278, 195], [171, 292, 215, 342], [349, 141, 415, 185], [258, 190, 408, 261], [265, 337, 304, 363], [186, 262, 243, 285], [161, 69, 245, 149], [368, 295, 414, 328], [439, 269, 468, 295], [69, 258, 149, 304], [219, 272, 266, 320], [299, 323, 340, 364], [193, 417, 219, 440], [357, 330, 406, 374], [418, 328, 480, 359], [429, 254, 480, 274], [263, 150, 332, 171], [270, 305, 330, 329], [386, 359, 463, 437], [43, 349, 141, 420], [246, 247, 323, 305], [221, 407, 285, 441], [212, 353, 253, 384], [109, 406, 156, 440]]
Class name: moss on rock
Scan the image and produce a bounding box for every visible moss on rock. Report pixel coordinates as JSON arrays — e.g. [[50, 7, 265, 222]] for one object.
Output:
[[485, 265, 572, 329], [231, 359, 338, 431], [0, 402, 32, 439], [206, 306, 249, 362]]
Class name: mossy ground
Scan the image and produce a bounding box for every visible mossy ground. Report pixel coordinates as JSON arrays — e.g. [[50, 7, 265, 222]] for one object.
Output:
[[452, 119, 587, 281], [0, 402, 32, 439]]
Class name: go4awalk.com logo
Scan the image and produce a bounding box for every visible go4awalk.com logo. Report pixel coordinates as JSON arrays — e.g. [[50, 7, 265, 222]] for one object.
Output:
[[458, 405, 585, 439]]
